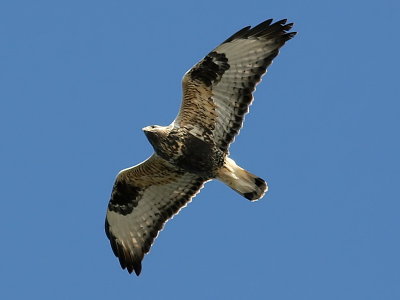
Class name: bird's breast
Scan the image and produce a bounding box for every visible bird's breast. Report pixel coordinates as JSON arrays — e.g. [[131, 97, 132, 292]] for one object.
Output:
[[174, 132, 224, 177]]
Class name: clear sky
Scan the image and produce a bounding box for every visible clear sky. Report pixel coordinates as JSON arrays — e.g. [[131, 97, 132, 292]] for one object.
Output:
[[1, 0, 399, 299]]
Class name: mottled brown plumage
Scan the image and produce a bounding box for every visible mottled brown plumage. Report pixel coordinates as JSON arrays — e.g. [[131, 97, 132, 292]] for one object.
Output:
[[105, 19, 296, 275]]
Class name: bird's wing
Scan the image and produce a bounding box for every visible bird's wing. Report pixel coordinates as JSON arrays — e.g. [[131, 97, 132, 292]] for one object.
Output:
[[174, 19, 296, 151], [105, 154, 205, 275]]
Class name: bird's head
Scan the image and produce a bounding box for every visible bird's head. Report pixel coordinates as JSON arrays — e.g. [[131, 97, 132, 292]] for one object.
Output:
[[142, 125, 170, 153], [142, 125, 165, 139], [142, 125, 163, 132]]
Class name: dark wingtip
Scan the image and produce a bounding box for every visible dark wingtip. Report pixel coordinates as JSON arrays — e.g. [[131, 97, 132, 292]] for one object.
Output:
[[264, 18, 273, 25], [133, 261, 142, 276], [284, 23, 294, 31], [223, 18, 296, 45], [126, 263, 142, 276], [287, 32, 297, 38], [123, 252, 143, 276], [121, 254, 142, 276], [221, 18, 297, 46], [105, 219, 144, 276]]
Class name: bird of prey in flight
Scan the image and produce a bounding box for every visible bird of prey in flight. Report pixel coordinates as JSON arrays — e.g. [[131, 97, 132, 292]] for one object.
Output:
[[105, 19, 296, 275]]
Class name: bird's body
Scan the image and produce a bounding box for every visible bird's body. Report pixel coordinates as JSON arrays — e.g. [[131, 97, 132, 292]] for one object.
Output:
[[105, 19, 296, 275], [143, 125, 225, 177]]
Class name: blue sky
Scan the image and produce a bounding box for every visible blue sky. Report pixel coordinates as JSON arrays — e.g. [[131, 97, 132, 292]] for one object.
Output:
[[1, 0, 399, 299]]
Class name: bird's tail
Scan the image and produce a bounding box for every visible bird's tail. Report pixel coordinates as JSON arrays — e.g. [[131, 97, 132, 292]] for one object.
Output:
[[217, 157, 268, 201]]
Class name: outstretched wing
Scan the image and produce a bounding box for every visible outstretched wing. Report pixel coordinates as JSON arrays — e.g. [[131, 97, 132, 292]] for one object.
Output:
[[174, 19, 296, 151], [105, 154, 205, 275]]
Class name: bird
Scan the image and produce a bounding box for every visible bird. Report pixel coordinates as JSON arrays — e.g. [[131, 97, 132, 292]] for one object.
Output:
[[105, 18, 296, 275]]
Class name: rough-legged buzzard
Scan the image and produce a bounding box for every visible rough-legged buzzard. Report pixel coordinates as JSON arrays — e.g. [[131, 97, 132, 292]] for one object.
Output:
[[105, 19, 296, 275]]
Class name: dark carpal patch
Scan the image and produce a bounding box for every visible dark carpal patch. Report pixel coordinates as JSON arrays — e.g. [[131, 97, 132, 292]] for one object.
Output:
[[190, 51, 230, 86], [108, 180, 141, 215]]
